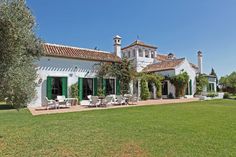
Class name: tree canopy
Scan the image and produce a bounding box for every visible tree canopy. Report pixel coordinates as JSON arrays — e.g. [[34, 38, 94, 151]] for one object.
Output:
[[0, 0, 43, 108], [220, 72, 236, 94]]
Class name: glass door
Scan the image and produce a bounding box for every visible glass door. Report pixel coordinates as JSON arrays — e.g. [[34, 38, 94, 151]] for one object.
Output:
[[83, 78, 93, 100]]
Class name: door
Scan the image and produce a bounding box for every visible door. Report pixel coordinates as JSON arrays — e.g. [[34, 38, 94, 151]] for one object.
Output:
[[82, 78, 94, 100], [162, 81, 168, 95], [47, 77, 67, 100], [106, 79, 115, 95]]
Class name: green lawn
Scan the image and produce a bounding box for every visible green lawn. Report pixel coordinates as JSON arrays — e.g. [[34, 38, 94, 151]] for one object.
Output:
[[1, 100, 236, 157], [230, 94, 236, 99]]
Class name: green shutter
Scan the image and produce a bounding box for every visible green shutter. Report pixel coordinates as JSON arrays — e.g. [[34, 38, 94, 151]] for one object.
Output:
[[46, 77, 52, 99], [78, 77, 83, 100], [116, 79, 120, 95], [103, 78, 106, 95], [93, 78, 98, 96], [185, 82, 189, 95], [189, 80, 192, 95], [61, 77, 68, 98]]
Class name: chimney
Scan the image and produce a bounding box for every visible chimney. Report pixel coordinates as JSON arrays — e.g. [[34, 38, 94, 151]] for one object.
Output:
[[198, 51, 203, 74], [113, 35, 122, 58], [167, 53, 175, 60]]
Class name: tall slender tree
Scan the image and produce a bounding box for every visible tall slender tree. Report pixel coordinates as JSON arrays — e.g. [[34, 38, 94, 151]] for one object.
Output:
[[0, 0, 43, 108]]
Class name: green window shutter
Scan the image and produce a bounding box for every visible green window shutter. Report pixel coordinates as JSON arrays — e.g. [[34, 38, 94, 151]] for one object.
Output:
[[46, 77, 52, 99], [103, 78, 106, 95], [78, 77, 83, 100], [189, 80, 192, 95], [116, 79, 120, 95], [185, 82, 189, 95], [93, 78, 98, 96], [62, 77, 68, 98]]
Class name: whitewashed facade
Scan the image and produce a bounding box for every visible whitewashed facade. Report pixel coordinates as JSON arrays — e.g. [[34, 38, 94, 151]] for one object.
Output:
[[121, 40, 217, 99], [30, 36, 217, 107]]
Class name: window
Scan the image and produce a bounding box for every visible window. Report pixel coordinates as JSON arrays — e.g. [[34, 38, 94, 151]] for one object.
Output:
[[139, 49, 143, 57], [106, 79, 115, 95], [151, 51, 155, 58], [207, 83, 215, 92], [127, 51, 130, 58], [145, 50, 149, 58], [132, 49, 136, 57]]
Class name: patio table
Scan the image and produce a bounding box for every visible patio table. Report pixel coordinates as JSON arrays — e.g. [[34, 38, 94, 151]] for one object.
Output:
[[98, 96, 105, 107]]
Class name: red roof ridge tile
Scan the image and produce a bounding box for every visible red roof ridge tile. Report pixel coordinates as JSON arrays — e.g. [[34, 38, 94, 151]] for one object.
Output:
[[43, 43, 121, 62], [44, 43, 111, 54]]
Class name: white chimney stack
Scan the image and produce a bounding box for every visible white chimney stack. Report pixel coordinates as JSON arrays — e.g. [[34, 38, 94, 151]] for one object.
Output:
[[113, 35, 122, 58], [198, 51, 203, 74]]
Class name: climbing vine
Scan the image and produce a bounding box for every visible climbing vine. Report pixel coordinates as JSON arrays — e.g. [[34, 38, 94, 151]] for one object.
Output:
[[140, 79, 150, 100], [196, 74, 208, 94], [170, 71, 189, 98], [139, 73, 163, 100]]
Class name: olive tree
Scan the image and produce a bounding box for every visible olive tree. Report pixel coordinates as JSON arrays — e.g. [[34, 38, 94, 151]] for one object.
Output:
[[0, 0, 43, 108]]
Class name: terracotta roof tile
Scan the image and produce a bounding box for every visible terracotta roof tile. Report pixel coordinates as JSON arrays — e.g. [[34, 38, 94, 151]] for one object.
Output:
[[190, 63, 198, 70], [122, 40, 157, 50], [43, 43, 121, 62], [143, 58, 185, 72], [156, 54, 169, 61]]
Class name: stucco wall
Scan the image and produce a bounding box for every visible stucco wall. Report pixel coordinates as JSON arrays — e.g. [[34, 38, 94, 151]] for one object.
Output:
[[175, 59, 197, 96], [30, 56, 101, 107], [122, 45, 156, 72]]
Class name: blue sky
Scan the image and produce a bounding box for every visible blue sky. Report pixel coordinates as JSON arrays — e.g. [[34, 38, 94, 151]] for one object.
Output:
[[27, 0, 236, 77]]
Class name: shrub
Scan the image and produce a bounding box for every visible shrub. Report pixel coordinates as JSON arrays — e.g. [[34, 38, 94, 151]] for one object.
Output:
[[207, 92, 218, 98], [196, 74, 209, 94], [70, 83, 80, 103], [140, 79, 150, 100], [223, 92, 230, 99], [97, 88, 105, 96]]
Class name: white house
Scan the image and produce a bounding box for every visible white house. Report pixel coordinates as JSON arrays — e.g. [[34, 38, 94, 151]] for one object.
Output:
[[30, 36, 122, 107], [30, 36, 217, 107], [122, 40, 217, 99]]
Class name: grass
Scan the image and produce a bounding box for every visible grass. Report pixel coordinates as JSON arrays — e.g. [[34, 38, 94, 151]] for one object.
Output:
[[230, 94, 236, 99], [1, 100, 236, 157]]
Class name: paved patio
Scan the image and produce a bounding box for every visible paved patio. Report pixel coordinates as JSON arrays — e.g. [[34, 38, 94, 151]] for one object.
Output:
[[28, 98, 199, 116]]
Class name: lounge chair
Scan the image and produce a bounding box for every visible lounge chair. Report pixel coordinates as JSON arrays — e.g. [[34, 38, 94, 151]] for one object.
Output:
[[45, 97, 58, 110]]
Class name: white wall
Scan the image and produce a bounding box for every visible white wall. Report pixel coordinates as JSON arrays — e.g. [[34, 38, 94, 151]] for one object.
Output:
[[175, 59, 197, 96], [122, 45, 156, 72], [30, 56, 100, 107]]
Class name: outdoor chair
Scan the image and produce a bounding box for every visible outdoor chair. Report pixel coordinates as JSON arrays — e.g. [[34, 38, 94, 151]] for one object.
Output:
[[89, 96, 100, 107], [124, 94, 132, 104], [129, 95, 138, 105], [87, 95, 92, 103], [45, 97, 58, 110], [101, 96, 114, 107], [114, 95, 126, 105], [56, 95, 72, 108]]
